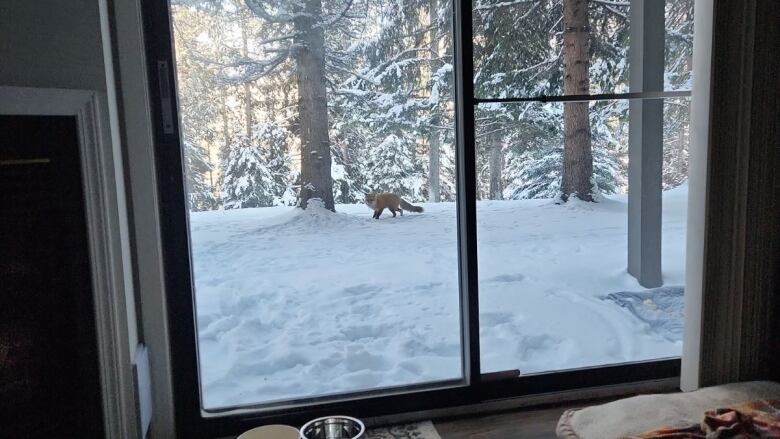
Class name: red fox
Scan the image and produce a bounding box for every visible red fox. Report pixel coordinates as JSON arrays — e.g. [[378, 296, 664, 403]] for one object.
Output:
[[364, 192, 424, 219]]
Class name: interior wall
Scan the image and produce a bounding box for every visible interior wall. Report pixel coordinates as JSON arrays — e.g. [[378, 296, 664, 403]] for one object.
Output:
[[0, 0, 139, 347], [0, 0, 106, 90], [1, 0, 142, 436]]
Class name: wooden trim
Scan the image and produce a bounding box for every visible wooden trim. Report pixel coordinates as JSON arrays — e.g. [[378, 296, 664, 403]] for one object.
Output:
[[700, 0, 780, 386], [366, 378, 680, 427], [680, 0, 714, 392], [111, 0, 178, 435], [0, 86, 139, 438]]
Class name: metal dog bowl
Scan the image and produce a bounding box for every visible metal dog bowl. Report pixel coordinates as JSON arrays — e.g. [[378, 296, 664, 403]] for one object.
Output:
[[300, 415, 365, 439]]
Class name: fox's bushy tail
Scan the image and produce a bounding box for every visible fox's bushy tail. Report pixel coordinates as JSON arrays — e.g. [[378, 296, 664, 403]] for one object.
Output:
[[400, 199, 424, 213]]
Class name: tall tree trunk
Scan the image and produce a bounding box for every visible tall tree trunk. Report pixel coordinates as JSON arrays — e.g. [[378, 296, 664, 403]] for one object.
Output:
[[294, 0, 335, 210], [488, 131, 503, 200], [217, 89, 232, 206], [206, 142, 215, 195], [220, 88, 231, 158], [241, 27, 253, 138], [427, 0, 441, 202], [560, 0, 594, 202], [428, 135, 441, 202], [677, 117, 687, 179]]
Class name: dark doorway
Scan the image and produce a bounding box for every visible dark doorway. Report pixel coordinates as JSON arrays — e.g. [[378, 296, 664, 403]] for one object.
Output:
[[0, 116, 105, 438]]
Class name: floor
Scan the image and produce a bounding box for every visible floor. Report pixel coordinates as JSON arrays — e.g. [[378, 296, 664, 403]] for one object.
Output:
[[220, 400, 607, 438], [433, 402, 589, 439]]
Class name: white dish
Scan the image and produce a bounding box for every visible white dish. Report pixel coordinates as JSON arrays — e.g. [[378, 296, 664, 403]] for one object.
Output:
[[237, 424, 300, 439]]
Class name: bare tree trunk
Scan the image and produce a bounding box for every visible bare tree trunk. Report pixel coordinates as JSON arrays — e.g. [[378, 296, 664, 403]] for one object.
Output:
[[678, 117, 687, 179], [217, 89, 232, 206], [427, 0, 441, 202], [428, 132, 441, 202], [241, 27, 253, 138], [294, 0, 335, 210], [560, 0, 594, 202], [206, 142, 215, 192], [488, 131, 503, 200], [220, 89, 231, 157]]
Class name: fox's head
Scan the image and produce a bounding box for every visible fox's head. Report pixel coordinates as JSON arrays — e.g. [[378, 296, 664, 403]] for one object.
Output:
[[364, 192, 377, 208]]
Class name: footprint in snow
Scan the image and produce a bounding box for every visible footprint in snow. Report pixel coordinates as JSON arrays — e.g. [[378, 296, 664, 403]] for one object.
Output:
[[341, 283, 383, 297], [482, 273, 525, 283], [479, 311, 514, 326], [340, 323, 395, 340]]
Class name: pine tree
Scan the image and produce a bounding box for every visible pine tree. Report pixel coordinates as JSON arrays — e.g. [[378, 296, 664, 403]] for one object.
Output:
[[330, 122, 370, 203], [184, 137, 218, 210], [260, 124, 296, 205], [662, 99, 690, 189], [172, 6, 225, 209], [170, 0, 693, 209], [330, 0, 455, 203], [365, 134, 426, 200], [221, 138, 276, 209], [560, 0, 594, 202], [508, 143, 618, 200], [662, 0, 694, 189], [221, 122, 293, 208]]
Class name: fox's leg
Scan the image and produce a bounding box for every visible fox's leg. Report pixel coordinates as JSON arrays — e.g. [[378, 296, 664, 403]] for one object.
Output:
[[373, 208, 383, 219], [390, 208, 397, 217]]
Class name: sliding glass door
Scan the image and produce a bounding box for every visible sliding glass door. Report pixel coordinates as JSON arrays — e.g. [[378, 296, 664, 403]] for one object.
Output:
[[472, 1, 693, 376], [169, 0, 464, 410], [145, 0, 693, 433]]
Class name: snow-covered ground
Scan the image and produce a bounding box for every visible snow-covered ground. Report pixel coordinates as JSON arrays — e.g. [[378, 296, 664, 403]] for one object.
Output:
[[190, 187, 687, 409]]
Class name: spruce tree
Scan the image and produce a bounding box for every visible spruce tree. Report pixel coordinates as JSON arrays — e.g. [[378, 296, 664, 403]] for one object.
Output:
[[221, 137, 276, 209], [365, 134, 426, 200], [184, 137, 218, 211]]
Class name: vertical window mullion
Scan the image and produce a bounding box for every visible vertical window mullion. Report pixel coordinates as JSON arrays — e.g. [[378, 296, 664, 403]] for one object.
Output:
[[452, 0, 481, 389]]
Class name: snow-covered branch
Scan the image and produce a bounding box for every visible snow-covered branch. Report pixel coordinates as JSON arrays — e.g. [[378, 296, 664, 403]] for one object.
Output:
[[256, 33, 298, 46], [216, 52, 291, 83], [591, 0, 629, 6], [321, 0, 355, 26], [473, 0, 541, 11], [599, 4, 627, 19], [245, 0, 293, 23], [330, 63, 381, 86]]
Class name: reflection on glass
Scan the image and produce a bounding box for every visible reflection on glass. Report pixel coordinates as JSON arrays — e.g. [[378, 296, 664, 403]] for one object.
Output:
[[476, 99, 689, 375], [171, 0, 462, 409], [472, 0, 695, 98]]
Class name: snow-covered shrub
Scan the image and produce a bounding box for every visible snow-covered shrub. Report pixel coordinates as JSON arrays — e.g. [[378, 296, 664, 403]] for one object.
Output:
[[364, 134, 426, 201], [505, 146, 620, 200], [221, 123, 293, 209]]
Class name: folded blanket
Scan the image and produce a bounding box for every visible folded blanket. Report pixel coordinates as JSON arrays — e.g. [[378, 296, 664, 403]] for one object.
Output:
[[623, 399, 780, 438]]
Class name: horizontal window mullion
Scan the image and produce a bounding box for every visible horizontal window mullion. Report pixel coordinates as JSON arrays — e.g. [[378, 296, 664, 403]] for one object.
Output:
[[475, 90, 692, 105]]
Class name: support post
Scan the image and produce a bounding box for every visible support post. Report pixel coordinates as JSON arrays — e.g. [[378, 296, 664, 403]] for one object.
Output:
[[628, 0, 665, 288]]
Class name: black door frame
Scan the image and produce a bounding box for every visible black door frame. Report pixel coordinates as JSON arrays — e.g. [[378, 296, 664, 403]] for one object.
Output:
[[141, 0, 684, 436]]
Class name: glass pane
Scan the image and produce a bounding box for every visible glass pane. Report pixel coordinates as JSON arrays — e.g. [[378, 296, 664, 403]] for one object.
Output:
[[472, 0, 695, 99], [171, 0, 462, 410], [476, 97, 689, 375]]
